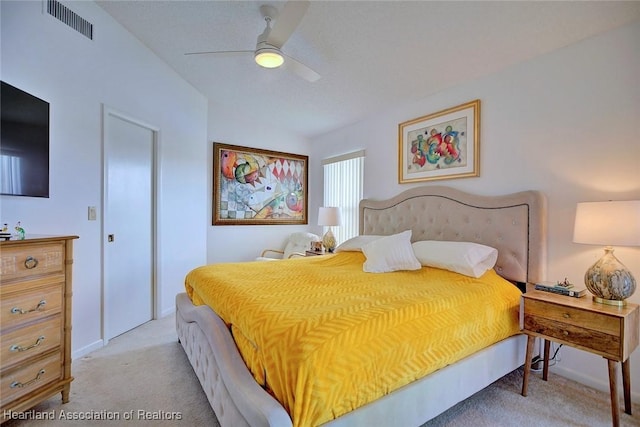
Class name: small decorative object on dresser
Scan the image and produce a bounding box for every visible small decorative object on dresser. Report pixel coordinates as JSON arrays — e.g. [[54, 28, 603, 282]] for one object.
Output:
[[0, 235, 78, 422], [573, 200, 640, 306], [521, 290, 639, 427], [14, 222, 25, 240], [0, 224, 10, 241]]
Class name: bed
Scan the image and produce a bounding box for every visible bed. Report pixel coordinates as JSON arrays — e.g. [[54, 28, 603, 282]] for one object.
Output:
[[175, 185, 547, 427]]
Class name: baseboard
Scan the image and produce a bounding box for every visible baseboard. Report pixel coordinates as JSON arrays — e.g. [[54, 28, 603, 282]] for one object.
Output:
[[160, 306, 175, 318], [552, 365, 640, 404], [72, 339, 104, 359], [72, 311, 174, 360]]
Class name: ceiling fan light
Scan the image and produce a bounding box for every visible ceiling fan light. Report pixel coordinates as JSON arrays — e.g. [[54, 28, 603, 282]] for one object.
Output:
[[255, 48, 284, 68]]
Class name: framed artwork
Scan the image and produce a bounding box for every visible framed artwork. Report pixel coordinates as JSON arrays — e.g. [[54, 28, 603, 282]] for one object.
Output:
[[212, 143, 308, 225], [398, 99, 480, 183]]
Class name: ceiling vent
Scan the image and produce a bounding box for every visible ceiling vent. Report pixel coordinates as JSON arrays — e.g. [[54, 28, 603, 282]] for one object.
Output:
[[46, 0, 93, 40]]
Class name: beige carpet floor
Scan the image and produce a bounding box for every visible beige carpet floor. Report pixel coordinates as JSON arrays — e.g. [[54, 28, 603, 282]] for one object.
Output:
[[4, 314, 639, 426]]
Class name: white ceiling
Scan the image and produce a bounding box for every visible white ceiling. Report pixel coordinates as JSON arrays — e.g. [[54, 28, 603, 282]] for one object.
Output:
[[96, 1, 640, 139]]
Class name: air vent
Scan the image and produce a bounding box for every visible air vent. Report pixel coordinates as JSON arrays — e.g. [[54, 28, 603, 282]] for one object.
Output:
[[47, 0, 93, 40]]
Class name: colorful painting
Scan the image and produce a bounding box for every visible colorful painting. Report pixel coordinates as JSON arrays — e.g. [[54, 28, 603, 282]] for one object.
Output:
[[213, 143, 308, 225], [398, 100, 480, 183]]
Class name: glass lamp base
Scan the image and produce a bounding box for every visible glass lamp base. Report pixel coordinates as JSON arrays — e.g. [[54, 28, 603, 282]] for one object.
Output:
[[584, 247, 635, 307], [322, 229, 336, 253]]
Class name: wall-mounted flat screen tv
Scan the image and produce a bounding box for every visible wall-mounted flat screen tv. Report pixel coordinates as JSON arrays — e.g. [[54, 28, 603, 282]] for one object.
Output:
[[1, 81, 50, 198]]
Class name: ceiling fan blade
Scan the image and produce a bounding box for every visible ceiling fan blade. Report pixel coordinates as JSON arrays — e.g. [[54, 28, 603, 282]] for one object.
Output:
[[184, 50, 253, 57], [283, 54, 321, 83], [266, 0, 309, 48]]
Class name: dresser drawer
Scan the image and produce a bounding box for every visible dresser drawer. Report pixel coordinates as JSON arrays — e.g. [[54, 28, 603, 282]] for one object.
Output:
[[523, 298, 621, 336], [1, 284, 63, 330], [0, 316, 62, 370], [0, 242, 65, 282], [1, 352, 62, 407]]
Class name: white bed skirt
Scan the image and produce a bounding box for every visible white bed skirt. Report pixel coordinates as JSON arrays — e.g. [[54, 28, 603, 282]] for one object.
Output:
[[176, 292, 527, 427]]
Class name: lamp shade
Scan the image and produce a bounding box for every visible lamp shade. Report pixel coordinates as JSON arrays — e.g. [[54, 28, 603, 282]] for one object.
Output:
[[318, 207, 341, 227], [573, 201, 640, 246]]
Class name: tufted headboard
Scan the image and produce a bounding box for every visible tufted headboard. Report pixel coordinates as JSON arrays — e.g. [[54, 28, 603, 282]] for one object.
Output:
[[359, 186, 547, 284]]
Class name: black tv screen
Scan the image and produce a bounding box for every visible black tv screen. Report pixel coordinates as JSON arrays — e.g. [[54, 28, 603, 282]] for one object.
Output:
[[1, 81, 50, 198]]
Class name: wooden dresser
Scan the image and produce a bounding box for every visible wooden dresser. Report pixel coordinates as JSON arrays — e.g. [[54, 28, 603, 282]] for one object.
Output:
[[0, 235, 78, 422]]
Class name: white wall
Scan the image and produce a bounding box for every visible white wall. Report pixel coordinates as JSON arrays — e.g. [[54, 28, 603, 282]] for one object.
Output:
[[206, 104, 313, 263], [310, 22, 640, 399], [0, 1, 208, 356]]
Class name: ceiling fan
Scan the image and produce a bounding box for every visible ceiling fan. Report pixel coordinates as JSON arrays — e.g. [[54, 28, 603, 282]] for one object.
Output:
[[185, 1, 321, 82]]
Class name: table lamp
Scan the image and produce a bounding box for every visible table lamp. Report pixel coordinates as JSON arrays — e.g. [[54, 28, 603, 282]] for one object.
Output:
[[573, 200, 640, 306], [318, 207, 341, 252]]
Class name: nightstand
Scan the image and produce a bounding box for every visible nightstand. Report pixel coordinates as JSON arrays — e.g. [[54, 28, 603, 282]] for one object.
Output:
[[305, 250, 326, 256], [521, 290, 639, 427]]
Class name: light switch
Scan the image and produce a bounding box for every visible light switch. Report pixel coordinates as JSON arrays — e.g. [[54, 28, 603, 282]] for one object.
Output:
[[88, 206, 97, 221]]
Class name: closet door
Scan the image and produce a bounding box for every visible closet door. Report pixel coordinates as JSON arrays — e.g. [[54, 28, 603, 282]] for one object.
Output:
[[103, 108, 156, 340]]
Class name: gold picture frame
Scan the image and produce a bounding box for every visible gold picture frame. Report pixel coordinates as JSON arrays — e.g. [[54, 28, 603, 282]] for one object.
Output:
[[398, 99, 480, 183], [213, 142, 308, 225]]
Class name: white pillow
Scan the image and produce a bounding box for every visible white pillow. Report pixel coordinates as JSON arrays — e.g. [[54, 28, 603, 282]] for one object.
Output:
[[335, 235, 384, 252], [411, 240, 498, 278], [361, 230, 421, 273]]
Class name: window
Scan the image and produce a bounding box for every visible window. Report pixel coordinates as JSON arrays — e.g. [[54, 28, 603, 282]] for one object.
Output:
[[322, 150, 365, 245]]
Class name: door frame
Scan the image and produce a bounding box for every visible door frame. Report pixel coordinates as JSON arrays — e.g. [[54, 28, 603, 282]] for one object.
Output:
[[101, 105, 160, 345]]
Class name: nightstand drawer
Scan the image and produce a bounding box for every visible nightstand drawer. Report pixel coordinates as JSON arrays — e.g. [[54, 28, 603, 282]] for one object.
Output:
[[524, 298, 621, 336], [0, 242, 65, 282], [523, 313, 621, 358]]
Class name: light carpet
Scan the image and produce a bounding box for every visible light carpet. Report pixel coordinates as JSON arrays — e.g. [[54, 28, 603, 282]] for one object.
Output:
[[4, 314, 639, 426]]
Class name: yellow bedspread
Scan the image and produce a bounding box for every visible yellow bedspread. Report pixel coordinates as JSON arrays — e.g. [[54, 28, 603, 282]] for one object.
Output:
[[185, 251, 522, 427]]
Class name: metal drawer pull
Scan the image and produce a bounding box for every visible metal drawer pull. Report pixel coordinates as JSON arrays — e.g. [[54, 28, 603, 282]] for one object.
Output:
[[11, 300, 46, 314], [24, 256, 39, 269], [10, 369, 46, 388], [10, 336, 45, 352], [563, 331, 569, 336], [563, 313, 570, 318]]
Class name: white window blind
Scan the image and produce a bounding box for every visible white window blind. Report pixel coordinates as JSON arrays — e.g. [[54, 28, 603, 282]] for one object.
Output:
[[322, 150, 365, 246]]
